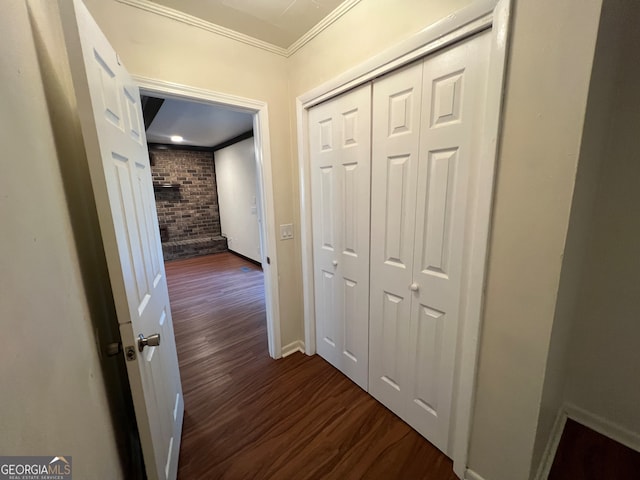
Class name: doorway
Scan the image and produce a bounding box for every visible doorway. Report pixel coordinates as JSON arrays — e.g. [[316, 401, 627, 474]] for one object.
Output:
[[137, 77, 282, 359]]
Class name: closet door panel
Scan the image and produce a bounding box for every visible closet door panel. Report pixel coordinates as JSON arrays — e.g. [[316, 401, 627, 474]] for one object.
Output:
[[311, 101, 343, 368], [406, 32, 491, 453], [310, 84, 371, 390], [369, 62, 424, 410], [336, 86, 371, 389]]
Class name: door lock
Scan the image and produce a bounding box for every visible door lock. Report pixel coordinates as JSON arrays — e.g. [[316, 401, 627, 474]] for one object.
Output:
[[138, 333, 161, 352]]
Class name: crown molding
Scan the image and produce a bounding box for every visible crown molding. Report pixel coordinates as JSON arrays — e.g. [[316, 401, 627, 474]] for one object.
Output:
[[115, 0, 363, 57], [116, 0, 288, 56], [286, 0, 362, 55]]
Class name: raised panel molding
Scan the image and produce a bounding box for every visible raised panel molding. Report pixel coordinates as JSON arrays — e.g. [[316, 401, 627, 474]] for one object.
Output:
[[320, 119, 333, 151], [422, 149, 458, 277], [342, 109, 358, 146], [431, 71, 464, 127], [343, 163, 358, 256], [343, 278, 358, 362], [124, 87, 143, 143], [413, 305, 445, 416], [95, 54, 122, 129], [320, 167, 335, 250], [389, 89, 415, 136], [384, 154, 410, 266], [321, 270, 336, 347], [381, 291, 403, 389]]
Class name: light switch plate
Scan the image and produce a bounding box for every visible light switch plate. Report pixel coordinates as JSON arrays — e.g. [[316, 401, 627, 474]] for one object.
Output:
[[280, 223, 294, 240]]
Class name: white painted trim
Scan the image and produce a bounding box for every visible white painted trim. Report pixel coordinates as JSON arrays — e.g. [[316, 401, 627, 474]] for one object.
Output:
[[565, 403, 640, 453], [534, 403, 640, 480], [287, 0, 363, 56], [452, 0, 511, 477], [534, 409, 568, 480], [297, 97, 316, 356], [296, 0, 510, 474], [116, 0, 287, 56], [281, 340, 306, 358], [297, 0, 498, 109], [115, 0, 362, 58], [251, 105, 282, 359], [133, 75, 282, 359], [464, 469, 487, 480]]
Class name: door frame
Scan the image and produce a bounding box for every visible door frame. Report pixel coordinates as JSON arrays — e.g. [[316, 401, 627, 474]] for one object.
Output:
[[295, 0, 510, 476], [135, 76, 282, 359]]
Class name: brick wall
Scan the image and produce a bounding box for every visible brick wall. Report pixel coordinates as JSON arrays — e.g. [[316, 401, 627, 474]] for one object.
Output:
[[150, 148, 227, 260]]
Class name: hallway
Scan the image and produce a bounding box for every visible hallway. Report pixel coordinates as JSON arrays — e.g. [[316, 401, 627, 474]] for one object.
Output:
[[166, 252, 457, 479]]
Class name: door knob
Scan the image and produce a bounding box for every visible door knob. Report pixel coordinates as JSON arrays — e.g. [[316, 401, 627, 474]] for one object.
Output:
[[138, 333, 161, 352], [332, 260, 338, 266], [410, 283, 419, 292]]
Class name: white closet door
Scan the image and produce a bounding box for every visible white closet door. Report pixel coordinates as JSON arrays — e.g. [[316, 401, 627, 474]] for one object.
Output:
[[406, 32, 491, 453], [369, 31, 491, 455], [310, 84, 371, 389], [369, 62, 424, 413]]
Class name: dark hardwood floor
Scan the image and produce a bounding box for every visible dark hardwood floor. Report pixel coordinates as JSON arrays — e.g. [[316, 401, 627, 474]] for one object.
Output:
[[166, 252, 457, 479], [548, 418, 640, 479]]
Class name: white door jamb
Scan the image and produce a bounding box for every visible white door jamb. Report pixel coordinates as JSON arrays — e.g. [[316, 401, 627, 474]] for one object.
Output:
[[134, 75, 282, 359]]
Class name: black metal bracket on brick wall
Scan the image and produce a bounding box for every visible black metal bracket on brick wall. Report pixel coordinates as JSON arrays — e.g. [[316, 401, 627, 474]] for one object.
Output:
[[153, 183, 180, 191]]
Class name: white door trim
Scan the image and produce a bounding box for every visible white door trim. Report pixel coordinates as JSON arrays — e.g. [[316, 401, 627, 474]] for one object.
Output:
[[296, 0, 510, 475], [134, 75, 282, 359]]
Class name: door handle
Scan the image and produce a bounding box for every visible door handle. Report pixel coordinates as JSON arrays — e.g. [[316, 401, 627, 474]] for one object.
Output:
[[410, 283, 419, 292], [138, 333, 161, 352], [332, 260, 338, 267]]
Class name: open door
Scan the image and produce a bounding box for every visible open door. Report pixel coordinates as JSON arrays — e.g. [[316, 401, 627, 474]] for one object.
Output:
[[59, 1, 183, 478]]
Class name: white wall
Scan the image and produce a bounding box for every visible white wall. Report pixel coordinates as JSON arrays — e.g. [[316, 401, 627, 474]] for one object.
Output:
[[563, 0, 640, 438], [463, 0, 605, 478], [532, 0, 631, 473], [1, 0, 128, 476], [215, 138, 262, 263]]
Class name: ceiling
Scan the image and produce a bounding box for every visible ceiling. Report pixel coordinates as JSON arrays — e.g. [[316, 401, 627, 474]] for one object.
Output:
[[144, 97, 254, 148], [147, 0, 346, 48], [140, 0, 356, 145]]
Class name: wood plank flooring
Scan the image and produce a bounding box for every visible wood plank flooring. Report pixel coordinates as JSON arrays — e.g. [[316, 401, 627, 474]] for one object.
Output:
[[549, 418, 640, 479], [166, 252, 457, 480]]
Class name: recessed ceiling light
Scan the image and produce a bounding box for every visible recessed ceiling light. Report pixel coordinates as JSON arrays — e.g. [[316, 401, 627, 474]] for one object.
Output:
[[170, 135, 183, 142]]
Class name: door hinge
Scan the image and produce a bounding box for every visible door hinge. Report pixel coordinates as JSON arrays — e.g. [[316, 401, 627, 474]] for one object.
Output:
[[266, 256, 271, 265]]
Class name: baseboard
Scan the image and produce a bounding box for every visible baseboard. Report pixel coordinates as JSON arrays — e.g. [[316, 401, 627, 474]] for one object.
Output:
[[464, 468, 487, 480], [227, 249, 262, 267], [534, 403, 640, 480], [565, 403, 640, 454], [534, 409, 568, 480], [281, 340, 305, 358]]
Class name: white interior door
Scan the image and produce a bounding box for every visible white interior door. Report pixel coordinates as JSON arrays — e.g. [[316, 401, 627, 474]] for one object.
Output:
[[309, 84, 371, 389], [369, 32, 491, 455], [405, 32, 491, 452], [369, 61, 424, 413], [60, 1, 183, 478]]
